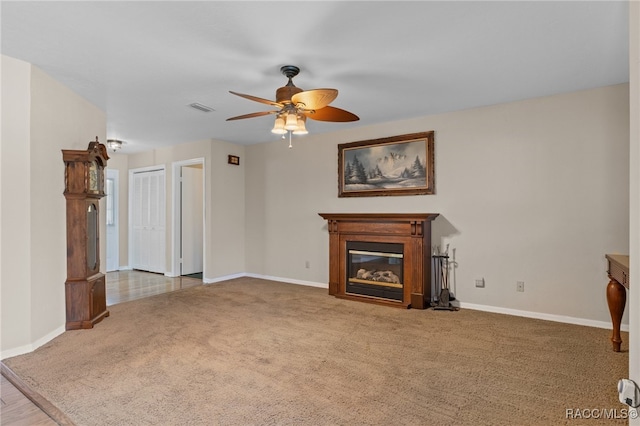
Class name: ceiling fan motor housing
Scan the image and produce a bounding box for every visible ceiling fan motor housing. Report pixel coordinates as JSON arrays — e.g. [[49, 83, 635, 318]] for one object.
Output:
[[276, 65, 303, 104], [276, 86, 303, 104]]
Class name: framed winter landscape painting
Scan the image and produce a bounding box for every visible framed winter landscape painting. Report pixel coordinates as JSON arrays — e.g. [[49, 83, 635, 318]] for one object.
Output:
[[338, 131, 434, 197]]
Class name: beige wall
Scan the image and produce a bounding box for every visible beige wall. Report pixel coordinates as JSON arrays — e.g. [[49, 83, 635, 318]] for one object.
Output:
[[245, 84, 630, 327], [1, 55, 106, 357], [629, 1, 639, 422], [1, 56, 32, 353], [30, 66, 107, 339], [116, 138, 246, 279]]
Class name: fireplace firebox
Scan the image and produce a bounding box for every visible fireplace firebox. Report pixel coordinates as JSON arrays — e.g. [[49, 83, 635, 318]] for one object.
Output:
[[347, 241, 404, 302], [319, 213, 439, 309]]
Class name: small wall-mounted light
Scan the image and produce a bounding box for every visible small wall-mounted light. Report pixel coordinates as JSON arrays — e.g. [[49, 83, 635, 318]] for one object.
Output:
[[228, 155, 240, 165]]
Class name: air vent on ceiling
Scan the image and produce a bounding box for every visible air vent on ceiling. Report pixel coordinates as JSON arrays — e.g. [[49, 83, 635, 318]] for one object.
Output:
[[188, 102, 214, 113]]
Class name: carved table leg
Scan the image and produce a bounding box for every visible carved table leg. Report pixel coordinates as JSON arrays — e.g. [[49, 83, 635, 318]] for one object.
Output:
[[606, 278, 627, 352]]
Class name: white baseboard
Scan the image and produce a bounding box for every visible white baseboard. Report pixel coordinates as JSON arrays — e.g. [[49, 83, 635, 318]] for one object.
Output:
[[105, 266, 132, 273], [244, 273, 328, 289], [454, 301, 629, 332], [202, 272, 329, 288], [202, 272, 328, 288], [203, 272, 247, 284], [1, 325, 65, 361]]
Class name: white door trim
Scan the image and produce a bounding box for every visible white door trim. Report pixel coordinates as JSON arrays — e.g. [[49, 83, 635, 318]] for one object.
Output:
[[106, 169, 119, 272], [170, 158, 206, 278]]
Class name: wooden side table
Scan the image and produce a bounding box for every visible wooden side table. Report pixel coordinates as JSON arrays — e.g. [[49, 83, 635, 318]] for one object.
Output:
[[605, 254, 629, 352]]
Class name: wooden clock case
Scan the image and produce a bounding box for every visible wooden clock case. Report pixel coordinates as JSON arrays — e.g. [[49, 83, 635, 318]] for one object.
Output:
[[62, 138, 110, 330]]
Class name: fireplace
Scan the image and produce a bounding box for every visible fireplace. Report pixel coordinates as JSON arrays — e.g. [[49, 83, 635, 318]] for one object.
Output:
[[347, 241, 404, 302], [319, 213, 439, 309]]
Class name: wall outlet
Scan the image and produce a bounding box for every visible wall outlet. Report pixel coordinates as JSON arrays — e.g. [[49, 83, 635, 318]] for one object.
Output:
[[517, 281, 525, 292], [305, 260, 310, 269], [475, 278, 485, 288]]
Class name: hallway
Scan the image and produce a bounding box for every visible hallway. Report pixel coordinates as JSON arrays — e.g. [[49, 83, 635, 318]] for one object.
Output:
[[106, 270, 203, 306]]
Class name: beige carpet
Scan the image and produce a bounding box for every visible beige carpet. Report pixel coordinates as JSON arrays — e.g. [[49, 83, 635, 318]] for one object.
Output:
[[3, 277, 629, 425]]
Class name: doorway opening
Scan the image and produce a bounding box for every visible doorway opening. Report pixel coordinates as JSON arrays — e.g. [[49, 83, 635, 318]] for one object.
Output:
[[171, 158, 205, 279]]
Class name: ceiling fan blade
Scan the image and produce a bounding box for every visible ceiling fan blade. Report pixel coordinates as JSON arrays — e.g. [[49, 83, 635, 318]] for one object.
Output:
[[304, 106, 359, 122], [291, 89, 338, 110], [229, 91, 282, 108], [226, 110, 278, 121]]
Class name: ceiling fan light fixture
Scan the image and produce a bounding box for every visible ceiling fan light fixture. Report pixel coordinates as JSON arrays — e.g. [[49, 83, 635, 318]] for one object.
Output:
[[284, 111, 298, 131], [271, 116, 287, 134], [292, 115, 308, 135]]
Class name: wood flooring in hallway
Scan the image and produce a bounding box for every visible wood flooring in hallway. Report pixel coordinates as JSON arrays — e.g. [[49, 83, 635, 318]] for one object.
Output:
[[106, 270, 203, 306]]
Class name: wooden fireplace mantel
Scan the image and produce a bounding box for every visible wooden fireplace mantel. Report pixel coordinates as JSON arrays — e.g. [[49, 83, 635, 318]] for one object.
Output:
[[318, 213, 439, 309]]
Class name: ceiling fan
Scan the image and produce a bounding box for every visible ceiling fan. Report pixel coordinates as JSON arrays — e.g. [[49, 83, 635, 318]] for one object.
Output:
[[226, 65, 359, 135]]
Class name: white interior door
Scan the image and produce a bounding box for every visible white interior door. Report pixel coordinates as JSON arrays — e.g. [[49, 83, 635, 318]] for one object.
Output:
[[180, 166, 203, 275], [131, 168, 166, 274], [105, 169, 119, 272]]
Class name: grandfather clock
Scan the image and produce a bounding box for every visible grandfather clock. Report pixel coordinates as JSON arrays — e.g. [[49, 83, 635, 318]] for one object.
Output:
[[62, 137, 110, 330]]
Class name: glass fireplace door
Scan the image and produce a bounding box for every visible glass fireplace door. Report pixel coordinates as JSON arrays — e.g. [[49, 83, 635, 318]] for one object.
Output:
[[346, 242, 404, 301]]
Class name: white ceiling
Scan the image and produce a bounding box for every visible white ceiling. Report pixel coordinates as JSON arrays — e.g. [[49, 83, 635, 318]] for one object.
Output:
[[1, 1, 629, 153]]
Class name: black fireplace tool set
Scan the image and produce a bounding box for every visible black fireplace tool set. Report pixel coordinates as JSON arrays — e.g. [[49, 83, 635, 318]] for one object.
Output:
[[431, 245, 459, 311]]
